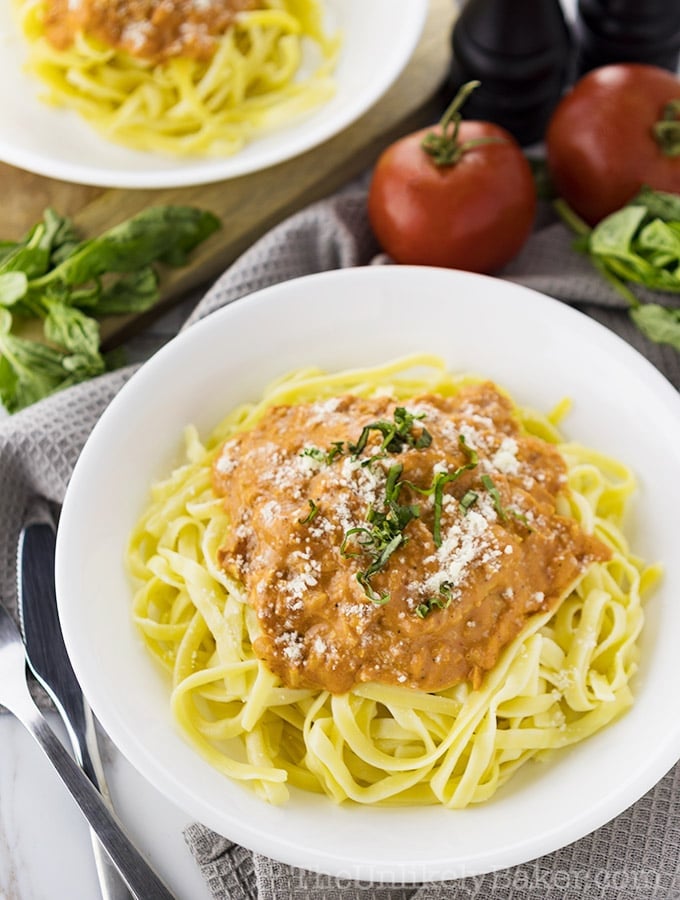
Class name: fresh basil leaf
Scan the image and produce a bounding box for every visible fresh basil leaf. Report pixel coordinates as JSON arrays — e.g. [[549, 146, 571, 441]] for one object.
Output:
[[0, 271, 28, 306], [629, 304, 680, 351], [61, 351, 106, 378], [629, 187, 680, 223], [43, 299, 101, 358], [0, 307, 12, 334], [66, 282, 103, 309], [0, 209, 74, 280], [636, 219, 680, 269], [588, 204, 680, 293], [596, 251, 660, 286], [0, 241, 19, 264], [45, 209, 81, 265], [557, 190, 680, 355], [0, 354, 19, 411], [590, 206, 648, 259], [0, 329, 72, 413], [0, 227, 50, 279], [37, 206, 220, 287], [94, 267, 159, 315], [0, 203, 220, 413]]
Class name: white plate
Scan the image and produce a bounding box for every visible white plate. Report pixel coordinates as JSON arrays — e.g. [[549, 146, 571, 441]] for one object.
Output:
[[0, 1, 426, 188], [57, 266, 680, 882]]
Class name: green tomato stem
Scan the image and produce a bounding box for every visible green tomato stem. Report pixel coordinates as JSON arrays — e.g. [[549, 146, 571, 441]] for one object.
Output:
[[421, 80, 504, 166]]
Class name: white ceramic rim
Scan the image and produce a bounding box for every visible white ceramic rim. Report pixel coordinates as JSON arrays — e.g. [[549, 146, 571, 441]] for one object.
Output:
[[56, 266, 680, 882]]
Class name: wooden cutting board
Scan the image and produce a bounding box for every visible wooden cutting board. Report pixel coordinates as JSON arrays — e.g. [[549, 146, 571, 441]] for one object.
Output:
[[3, 0, 456, 346]]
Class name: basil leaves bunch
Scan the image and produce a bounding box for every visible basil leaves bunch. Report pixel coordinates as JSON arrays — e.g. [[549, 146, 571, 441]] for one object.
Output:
[[559, 187, 680, 352], [0, 205, 219, 413]]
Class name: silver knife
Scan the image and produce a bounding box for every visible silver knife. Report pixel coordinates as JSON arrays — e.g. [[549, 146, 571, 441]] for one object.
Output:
[[17, 505, 135, 900]]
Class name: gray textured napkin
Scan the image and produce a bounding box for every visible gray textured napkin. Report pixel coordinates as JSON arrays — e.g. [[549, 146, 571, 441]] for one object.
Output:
[[0, 192, 678, 900]]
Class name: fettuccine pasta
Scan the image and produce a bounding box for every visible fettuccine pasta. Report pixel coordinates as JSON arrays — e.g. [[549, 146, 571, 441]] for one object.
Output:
[[127, 355, 659, 807], [15, 0, 338, 156]]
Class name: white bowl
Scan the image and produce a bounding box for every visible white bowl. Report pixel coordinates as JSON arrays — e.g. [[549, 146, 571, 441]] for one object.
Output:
[[57, 266, 680, 882], [0, 0, 426, 188]]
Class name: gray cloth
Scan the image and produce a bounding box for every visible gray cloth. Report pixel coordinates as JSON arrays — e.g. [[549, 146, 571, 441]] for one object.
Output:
[[0, 193, 678, 900]]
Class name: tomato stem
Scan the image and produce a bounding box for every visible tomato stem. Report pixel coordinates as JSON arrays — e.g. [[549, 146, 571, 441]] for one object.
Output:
[[421, 80, 504, 166], [440, 80, 480, 136], [553, 198, 591, 237], [653, 99, 680, 157]]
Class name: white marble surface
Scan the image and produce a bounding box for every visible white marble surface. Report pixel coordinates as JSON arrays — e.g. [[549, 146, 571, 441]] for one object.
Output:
[[0, 714, 213, 900]]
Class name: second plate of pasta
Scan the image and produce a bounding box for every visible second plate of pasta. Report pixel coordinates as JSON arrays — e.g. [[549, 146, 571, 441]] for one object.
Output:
[[0, 0, 426, 186]]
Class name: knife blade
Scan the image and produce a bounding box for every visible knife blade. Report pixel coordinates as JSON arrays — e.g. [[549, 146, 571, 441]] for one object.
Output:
[[17, 506, 134, 900]]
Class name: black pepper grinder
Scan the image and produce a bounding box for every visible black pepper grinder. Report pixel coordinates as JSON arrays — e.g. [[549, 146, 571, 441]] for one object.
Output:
[[447, 0, 572, 147], [576, 0, 680, 76]]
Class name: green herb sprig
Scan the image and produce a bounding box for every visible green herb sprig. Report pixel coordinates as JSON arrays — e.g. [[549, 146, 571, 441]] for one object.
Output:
[[459, 489, 479, 513], [301, 406, 433, 604], [300, 441, 345, 465], [403, 434, 479, 547], [300, 411, 526, 612], [480, 474, 507, 521], [340, 462, 421, 604], [415, 581, 454, 619], [0, 205, 220, 413], [480, 473, 530, 529], [555, 187, 680, 353], [298, 499, 320, 524], [348, 406, 432, 465], [342, 433, 482, 603]]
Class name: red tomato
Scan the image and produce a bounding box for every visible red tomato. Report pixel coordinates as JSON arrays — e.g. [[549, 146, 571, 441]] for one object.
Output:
[[546, 64, 680, 226], [367, 118, 536, 274]]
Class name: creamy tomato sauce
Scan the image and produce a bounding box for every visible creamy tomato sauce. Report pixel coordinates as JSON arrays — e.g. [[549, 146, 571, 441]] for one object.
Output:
[[212, 384, 609, 694], [43, 0, 260, 63]]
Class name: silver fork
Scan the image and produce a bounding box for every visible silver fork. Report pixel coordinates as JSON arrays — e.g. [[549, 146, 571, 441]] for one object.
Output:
[[0, 601, 177, 900], [17, 509, 133, 900]]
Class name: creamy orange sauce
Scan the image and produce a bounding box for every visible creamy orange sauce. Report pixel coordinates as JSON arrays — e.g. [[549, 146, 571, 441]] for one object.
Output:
[[212, 384, 609, 694], [43, 0, 260, 63]]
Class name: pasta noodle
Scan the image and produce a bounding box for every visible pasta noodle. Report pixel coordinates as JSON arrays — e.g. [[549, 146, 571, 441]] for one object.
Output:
[[127, 355, 660, 807], [14, 0, 338, 156]]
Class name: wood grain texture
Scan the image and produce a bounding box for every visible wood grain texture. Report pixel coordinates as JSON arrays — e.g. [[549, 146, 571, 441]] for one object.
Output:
[[4, 0, 455, 344], [0, 167, 102, 239]]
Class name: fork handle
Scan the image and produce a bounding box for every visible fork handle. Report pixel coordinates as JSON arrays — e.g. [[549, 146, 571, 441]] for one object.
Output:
[[79, 717, 135, 900], [60, 699, 135, 900], [18, 701, 176, 900], [90, 829, 138, 900]]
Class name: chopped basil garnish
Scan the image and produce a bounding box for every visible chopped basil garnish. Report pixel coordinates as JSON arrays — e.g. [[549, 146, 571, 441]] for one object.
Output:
[[300, 446, 328, 463], [341, 462, 421, 604], [481, 474, 507, 521], [342, 431, 479, 602], [480, 473, 530, 528], [300, 441, 345, 465], [415, 582, 455, 618], [349, 406, 432, 464], [405, 435, 479, 547], [327, 441, 345, 463], [301, 407, 431, 474], [298, 499, 320, 525], [459, 489, 478, 513], [357, 572, 391, 605], [511, 509, 532, 529]]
